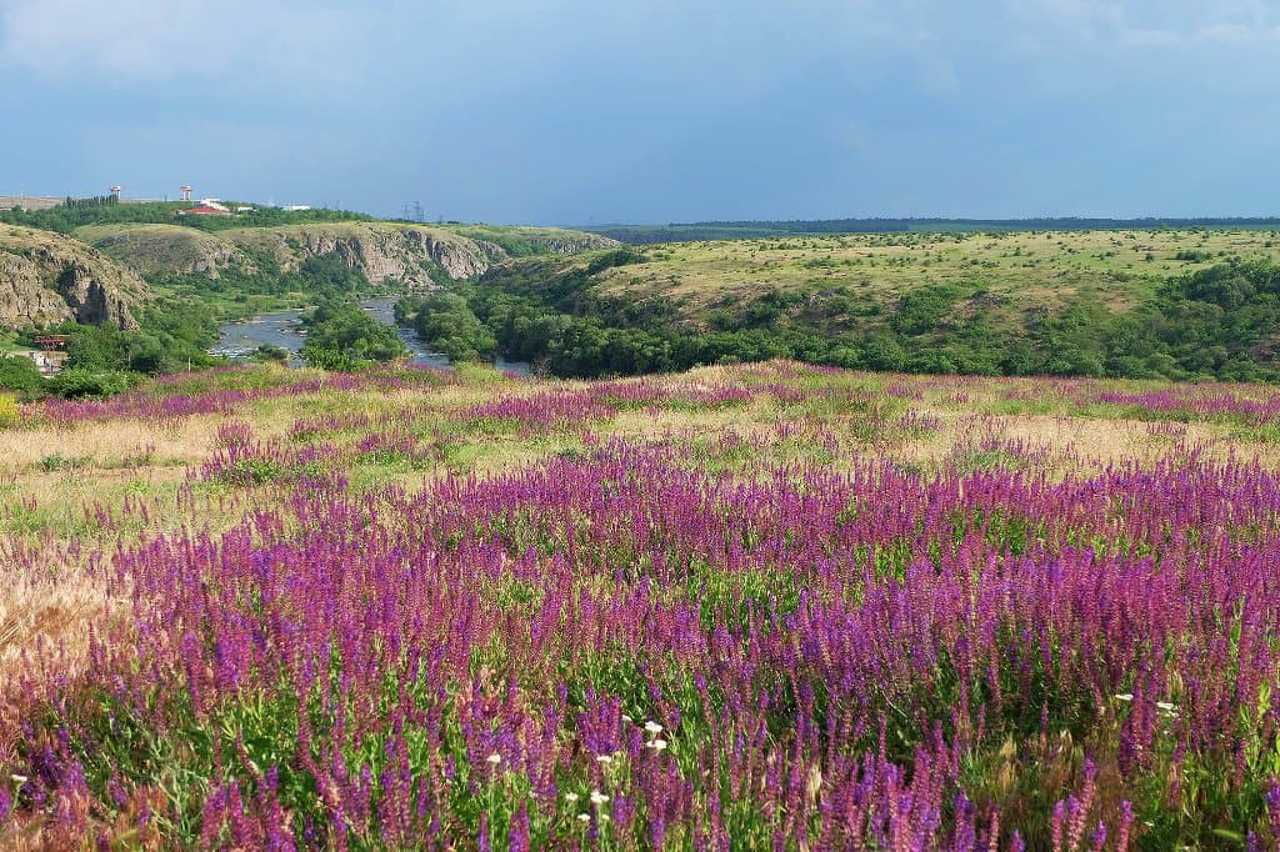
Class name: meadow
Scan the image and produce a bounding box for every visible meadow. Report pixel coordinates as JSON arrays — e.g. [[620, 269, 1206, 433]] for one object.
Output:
[[3, 360, 1280, 848], [587, 228, 1280, 324]]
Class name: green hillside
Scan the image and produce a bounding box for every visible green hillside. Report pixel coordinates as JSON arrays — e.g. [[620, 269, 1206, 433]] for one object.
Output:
[[419, 227, 1280, 381]]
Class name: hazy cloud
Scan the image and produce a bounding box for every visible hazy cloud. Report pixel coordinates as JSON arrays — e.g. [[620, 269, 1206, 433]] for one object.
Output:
[[1, 0, 1278, 221], [0, 0, 368, 85]]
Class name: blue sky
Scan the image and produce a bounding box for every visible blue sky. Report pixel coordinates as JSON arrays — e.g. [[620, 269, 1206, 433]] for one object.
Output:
[[2, 0, 1278, 224]]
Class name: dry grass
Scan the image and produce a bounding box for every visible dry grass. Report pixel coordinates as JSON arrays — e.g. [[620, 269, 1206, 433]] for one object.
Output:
[[591, 227, 1280, 324]]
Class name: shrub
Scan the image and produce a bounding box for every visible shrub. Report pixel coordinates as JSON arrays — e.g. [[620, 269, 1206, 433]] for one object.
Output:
[[48, 368, 135, 399], [0, 356, 45, 396], [300, 299, 407, 370], [253, 344, 291, 364], [0, 393, 18, 428]]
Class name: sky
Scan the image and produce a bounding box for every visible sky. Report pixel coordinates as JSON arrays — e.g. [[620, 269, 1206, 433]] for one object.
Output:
[[1, 0, 1278, 225]]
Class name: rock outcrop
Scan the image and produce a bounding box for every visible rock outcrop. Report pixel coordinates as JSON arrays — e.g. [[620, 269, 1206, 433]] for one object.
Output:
[[81, 222, 620, 289], [0, 227, 147, 329], [225, 224, 496, 286]]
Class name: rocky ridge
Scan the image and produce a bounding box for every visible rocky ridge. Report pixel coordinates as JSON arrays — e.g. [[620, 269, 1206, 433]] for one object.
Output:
[[0, 226, 146, 329], [82, 222, 619, 288]]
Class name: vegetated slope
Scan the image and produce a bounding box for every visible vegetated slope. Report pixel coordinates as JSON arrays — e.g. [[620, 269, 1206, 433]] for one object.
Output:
[[549, 229, 1280, 323], [78, 221, 616, 288], [74, 224, 251, 279], [458, 227, 1280, 380], [0, 225, 147, 329]]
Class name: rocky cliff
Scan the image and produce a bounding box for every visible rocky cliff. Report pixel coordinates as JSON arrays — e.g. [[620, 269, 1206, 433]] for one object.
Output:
[[224, 224, 495, 286], [0, 227, 146, 329], [79, 221, 619, 288]]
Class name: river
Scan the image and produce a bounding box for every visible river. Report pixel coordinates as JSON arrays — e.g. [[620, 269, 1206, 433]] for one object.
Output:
[[212, 296, 530, 376]]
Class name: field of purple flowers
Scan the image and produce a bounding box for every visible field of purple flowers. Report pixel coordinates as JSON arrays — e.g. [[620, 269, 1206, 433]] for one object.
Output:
[[5, 361, 1280, 848]]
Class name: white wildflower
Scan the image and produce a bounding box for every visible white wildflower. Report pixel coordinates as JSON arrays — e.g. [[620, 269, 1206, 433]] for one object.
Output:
[[1156, 701, 1177, 713], [597, 754, 613, 764], [486, 752, 502, 765], [9, 774, 26, 784], [591, 789, 610, 806], [647, 738, 668, 751], [565, 792, 579, 803], [577, 813, 590, 823], [644, 721, 664, 736], [621, 714, 633, 723], [1114, 693, 1134, 702]]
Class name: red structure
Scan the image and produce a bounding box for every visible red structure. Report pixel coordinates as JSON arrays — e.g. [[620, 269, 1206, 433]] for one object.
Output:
[[178, 204, 232, 217], [34, 334, 68, 351]]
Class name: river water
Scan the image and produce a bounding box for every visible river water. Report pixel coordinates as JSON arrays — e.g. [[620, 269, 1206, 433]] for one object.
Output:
[[213, 296, 530, 375]]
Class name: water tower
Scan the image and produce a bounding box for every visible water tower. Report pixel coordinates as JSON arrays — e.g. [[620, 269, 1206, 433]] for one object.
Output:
[[109, 185, 122, 201], [180, 185, 192, 202]]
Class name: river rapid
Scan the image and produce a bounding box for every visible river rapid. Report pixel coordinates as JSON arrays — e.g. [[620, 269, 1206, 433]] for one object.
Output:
[[213, 297, 530, 375]]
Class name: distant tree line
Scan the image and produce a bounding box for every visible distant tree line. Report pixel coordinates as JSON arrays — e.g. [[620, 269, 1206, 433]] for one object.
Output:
[[592, 217, 1280, 244], [63, 195, 119, 209], [0, 201, 371, 235]]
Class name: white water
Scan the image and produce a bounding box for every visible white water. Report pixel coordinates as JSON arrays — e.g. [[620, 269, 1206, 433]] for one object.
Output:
[[213, 297, 531, 376]]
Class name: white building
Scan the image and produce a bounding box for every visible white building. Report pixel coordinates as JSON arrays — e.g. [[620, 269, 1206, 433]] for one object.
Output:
[[22, 350, 67, 376]]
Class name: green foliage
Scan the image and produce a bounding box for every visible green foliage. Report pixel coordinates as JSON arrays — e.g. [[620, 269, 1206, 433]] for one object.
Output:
[[891, 284, 966, 335], [461, 248, 1280, 382], [295, 253, 370, 296], [38, 452, 90, 472], [252, 344, 290, 364], [300, 299, 407, 371], [0, 356, 46, 396], [397, 292, 496, 362], [47, 368, 134, 398], [0, 200, 370, 235], [46, 297, 220, 379]]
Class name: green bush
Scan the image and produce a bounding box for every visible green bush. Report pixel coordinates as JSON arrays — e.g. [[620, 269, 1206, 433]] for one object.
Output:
[[401, 292, 496, 362], [300, 299, 406, 370], [0, 356, 46, 396], [48, 368, 134, 399]]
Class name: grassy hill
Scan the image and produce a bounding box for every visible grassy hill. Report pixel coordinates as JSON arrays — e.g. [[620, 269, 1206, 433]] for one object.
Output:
[[437, 227, 1280, 381], [526, 228, 1280, 323]]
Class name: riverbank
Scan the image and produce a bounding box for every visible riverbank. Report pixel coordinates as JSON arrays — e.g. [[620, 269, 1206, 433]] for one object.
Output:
[[214, 297, 530, 375]]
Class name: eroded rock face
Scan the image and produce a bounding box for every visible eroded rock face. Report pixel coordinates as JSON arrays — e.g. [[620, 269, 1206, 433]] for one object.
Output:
[[224, 223, 619, 288], [226, 225, 498, 287], [0, 228, 146, 329], [307, 228, 491, 284]]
